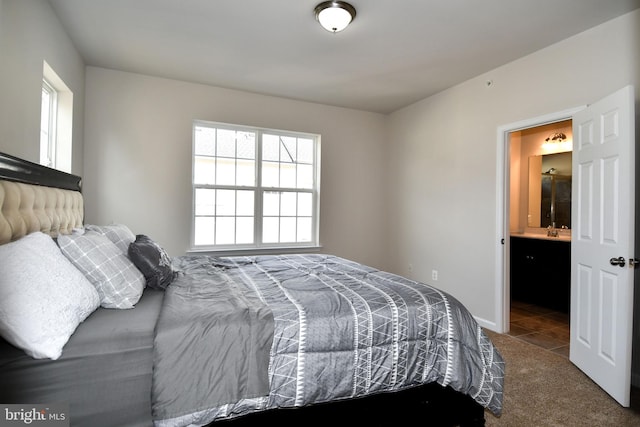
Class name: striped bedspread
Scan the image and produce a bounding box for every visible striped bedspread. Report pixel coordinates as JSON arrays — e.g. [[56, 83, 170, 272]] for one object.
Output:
[[153, 254, 504, 426]]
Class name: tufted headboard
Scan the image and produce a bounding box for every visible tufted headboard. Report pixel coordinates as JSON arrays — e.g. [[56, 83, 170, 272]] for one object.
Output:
[[0, 152, 84, 244]]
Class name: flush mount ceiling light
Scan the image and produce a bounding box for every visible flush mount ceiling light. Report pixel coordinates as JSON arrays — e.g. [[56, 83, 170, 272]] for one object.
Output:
[[314, 1, 356, 33]]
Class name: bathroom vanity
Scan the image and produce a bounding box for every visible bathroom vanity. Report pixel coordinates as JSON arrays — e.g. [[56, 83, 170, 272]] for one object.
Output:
[[510, 234, 570, 313]]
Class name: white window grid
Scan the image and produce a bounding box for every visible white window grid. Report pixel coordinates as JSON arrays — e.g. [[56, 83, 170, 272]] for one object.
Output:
[[191, 120, 320, 251]]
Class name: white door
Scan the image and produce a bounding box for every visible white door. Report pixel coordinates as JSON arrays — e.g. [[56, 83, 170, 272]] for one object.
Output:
[[570, 85, 635, 406]]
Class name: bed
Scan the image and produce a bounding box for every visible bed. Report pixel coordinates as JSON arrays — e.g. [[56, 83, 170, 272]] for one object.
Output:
[[0, 152, 504, 426]]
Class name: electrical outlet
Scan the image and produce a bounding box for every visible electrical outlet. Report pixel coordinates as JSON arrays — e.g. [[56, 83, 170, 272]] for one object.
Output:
[[431, 270, 438, 281], [408, 263, 413, 272]]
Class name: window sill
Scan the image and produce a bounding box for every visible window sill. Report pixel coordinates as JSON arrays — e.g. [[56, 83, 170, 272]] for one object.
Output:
[[186, 245, 323, 257]]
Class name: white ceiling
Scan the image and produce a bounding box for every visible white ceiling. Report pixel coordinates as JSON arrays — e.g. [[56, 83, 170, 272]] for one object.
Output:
[[48, 0, 640, 114]]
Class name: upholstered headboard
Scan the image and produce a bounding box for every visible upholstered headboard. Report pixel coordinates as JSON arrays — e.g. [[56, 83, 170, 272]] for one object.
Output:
[[0, 152, 84, 244]]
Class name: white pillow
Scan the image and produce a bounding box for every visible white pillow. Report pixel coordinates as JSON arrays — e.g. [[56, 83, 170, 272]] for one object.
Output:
[[57, 231, 145, 309], [0, 232, 100, 360]]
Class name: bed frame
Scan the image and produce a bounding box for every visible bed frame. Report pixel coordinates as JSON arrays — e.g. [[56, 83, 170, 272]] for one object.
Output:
[[0, 152, 83, 244], [0, 152, 81, 191], [217, 382, 486, 426], [0, 152, 487, 426]]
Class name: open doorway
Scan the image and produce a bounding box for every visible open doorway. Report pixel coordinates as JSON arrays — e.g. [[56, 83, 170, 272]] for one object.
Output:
[[508, 120, 572, 357], [496, 87, 636, 406], [494, 105, 582, 334]]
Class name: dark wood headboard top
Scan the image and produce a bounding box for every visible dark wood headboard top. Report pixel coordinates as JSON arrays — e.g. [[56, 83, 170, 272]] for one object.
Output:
[[0, 152, 82, 192]]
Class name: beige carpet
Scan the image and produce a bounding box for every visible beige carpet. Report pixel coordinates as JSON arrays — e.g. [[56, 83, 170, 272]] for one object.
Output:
[[483, 331, 640, 427]]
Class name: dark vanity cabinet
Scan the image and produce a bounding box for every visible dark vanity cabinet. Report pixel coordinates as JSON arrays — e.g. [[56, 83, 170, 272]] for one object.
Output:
[[510, 236, 570, 312]]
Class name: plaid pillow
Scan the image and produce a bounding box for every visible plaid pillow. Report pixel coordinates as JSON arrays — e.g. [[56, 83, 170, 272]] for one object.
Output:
[[85, 224, 136, 256], [58, 231, 145, 309]]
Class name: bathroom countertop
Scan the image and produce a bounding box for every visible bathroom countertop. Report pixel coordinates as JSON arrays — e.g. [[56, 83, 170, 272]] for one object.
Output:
[[511, 232, 571, 242]]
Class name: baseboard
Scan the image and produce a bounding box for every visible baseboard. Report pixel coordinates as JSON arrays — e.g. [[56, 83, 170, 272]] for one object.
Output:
[[474, 316, 499, 332]]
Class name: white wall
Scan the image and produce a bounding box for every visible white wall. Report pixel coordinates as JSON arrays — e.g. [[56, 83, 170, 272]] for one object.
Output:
[[0, 0, 85, 175], [83, 67, 389, 266], [386, 10, 640, 327]]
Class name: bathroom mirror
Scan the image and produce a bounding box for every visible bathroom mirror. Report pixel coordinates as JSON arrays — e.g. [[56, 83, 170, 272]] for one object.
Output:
[[527, 151, 572, 229]]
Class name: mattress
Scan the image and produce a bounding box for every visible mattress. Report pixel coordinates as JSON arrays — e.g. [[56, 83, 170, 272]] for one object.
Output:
[[0, 288, 165, 427]]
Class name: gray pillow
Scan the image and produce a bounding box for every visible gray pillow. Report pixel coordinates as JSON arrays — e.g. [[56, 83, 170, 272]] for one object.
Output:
[[58, 231, 145, 309], [85, 223, 136, 256], [128, 234, 176, 290]]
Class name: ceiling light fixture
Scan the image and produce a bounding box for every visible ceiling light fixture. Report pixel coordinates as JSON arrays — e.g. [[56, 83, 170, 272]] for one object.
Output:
[[314, 1, 356, 33]]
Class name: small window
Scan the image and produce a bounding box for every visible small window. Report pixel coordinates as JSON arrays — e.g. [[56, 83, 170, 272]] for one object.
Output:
[[40, 79, 57, 168], [39, 61, 73, 173], [192, 121, 321, 251]]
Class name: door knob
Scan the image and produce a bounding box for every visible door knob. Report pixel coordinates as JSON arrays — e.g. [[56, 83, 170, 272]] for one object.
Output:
[[610, 256, 626, 267]]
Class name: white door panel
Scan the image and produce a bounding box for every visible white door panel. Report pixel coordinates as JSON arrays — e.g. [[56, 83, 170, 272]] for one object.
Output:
[[570, 85, 635, 406]]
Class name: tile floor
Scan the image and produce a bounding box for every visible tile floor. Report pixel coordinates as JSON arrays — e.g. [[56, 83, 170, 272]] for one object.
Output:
[[508, 300, 570, 357]]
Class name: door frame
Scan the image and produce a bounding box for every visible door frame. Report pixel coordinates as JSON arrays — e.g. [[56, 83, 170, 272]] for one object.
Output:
[[494, 106, 585, 332]]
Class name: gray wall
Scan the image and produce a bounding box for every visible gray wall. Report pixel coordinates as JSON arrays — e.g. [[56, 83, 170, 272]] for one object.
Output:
[[0, 0, 85, 175], [386, 9, 640, 379], [82, 67, 390, 268]]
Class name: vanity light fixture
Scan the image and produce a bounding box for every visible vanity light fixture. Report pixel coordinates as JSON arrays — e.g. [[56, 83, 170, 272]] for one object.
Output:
[[315, 1, 356, 33], [542, 131, 571, 153], [545, 132, 567, 142]]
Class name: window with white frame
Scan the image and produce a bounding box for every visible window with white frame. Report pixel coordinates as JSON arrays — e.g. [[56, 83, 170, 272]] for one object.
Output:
[[40, 78, 57, 168], [192, 121, 320, 251], [39, 61, 73, 173]]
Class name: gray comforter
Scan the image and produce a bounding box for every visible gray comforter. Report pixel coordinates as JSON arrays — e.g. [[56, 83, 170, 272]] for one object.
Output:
[[152, 254, 504, 427]]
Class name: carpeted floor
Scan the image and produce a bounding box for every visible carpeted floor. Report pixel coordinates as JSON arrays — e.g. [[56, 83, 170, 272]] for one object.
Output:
[[483, 330, 640, 426]]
